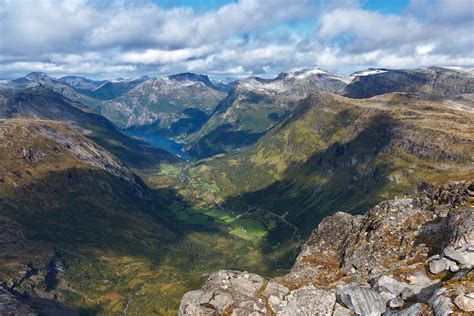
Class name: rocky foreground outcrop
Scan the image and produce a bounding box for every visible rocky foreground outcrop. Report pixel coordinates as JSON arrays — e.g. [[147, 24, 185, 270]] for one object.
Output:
[[179, 182, 474, 315]]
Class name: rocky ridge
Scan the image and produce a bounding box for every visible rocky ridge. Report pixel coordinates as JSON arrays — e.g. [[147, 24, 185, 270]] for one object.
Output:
[[0, 119, 146, 197], [344, 66, 474, 99], [179, 182, 474, 315], [0, 87, 176, 168], [186, 68, 348, 157], [99, 73, 226, 132]]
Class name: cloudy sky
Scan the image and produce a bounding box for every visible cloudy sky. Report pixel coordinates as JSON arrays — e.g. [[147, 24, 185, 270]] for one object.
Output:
[[0, 0, 473, 79]]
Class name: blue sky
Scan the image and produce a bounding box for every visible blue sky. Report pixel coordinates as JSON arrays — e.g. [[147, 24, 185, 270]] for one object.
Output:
[[155, 0, 410, 15], [154, 0, 411, 37], [0, 0, 473, 79], [361, 0, 410, 14], [155, 0, 236, 11]]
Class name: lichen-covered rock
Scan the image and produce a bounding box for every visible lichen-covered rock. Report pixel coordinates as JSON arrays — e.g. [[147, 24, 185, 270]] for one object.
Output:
[[414, 182, 472, 212], [443, 246, 474, 268], [287, 211, 362, 285], [443, 208, 474, 249], [333, 302, 353, 316], [262, 282, 289, 299], [279, 285, 336, 316], [429, 258, 456, 274], [373, 275, 407, 297], [268, 295, 286, 314], [178, 270, 265, 316], [441, 208, 474, 268], [388, 297, 404, 309], [338, 199, 436, 280], [384, 303, 427, 316], [179, 289, 232, 315]]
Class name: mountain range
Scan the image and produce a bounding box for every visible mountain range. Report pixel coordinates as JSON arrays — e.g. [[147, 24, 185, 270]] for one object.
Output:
[[0, 65, 473, 315]]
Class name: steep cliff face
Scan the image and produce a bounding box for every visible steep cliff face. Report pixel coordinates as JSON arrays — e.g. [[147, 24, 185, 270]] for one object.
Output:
[[0, 87, 176, 168], [186, 68, 348, 157], [99, 74, 226, 137], [0, 119, 177, 314], [179, 182, 474, 315]]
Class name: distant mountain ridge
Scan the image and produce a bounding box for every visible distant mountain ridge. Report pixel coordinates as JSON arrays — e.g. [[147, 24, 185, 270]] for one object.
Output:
[[98, 73, 227, 138], [0, 86, 175, 168], [1, 66, 473, 158], [185, 68, 350, 157], [344, 66, 474, 98], [57, 75, 104, 90]]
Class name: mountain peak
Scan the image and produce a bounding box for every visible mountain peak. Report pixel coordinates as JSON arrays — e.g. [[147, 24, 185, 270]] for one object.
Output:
[[24, 72, 52, 81], [279, 67, 328, 78], [168, 72, 213, 88], [276, 67, 350, 84], [349, 68, 389, 79]]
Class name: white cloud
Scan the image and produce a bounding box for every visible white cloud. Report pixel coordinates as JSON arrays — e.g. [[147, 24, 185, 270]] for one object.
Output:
[[416, 43, 436, 55], [0, 0, 472, 79], [119, 46, 215, 64]]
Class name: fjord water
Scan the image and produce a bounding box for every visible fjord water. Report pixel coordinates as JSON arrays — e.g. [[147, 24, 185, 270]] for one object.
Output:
[[126, 129, 190, 159]]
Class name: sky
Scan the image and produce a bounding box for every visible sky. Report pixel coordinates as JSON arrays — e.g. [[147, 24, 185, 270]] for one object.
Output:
[[0, 0, 473, 79]]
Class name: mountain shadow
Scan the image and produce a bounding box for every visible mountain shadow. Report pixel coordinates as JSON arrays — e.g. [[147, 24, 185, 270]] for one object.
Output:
[[0, 164, 288, 314], [127, 107, 209, 139], [222, 113, 399, 236], [187, 123, 265, 158]]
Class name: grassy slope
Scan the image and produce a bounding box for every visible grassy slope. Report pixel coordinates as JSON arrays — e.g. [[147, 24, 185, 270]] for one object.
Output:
[[185, 88, 299, 157], [169, 92, 474, 234], [0, 87, 176, 169], [0, 119, 295, 315]]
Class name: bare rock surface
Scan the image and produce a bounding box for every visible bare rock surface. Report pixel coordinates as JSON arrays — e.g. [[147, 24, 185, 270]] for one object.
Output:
[[0, 285, 77, 316], [336, 283, 386, 316], [0, 287, 37, 316], [454, 293, 474, 312]]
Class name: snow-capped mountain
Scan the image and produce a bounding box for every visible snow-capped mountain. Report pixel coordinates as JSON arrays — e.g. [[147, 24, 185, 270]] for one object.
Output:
[[186, 68, 350, 157], [97, 73, 227, 137], [344, 66, 474, 98], [235, 68, 348, 95], [57, 76, 104, 90]]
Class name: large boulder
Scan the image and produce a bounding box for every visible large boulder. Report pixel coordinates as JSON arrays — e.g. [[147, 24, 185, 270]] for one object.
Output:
[[428, 288, 455, 316], [442, 208, 474, 267], [454, 293, 474, 312], [336, 283, 386, 316]]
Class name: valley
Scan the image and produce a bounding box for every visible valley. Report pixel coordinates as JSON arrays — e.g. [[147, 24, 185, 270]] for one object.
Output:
[[0, 66, 473, 315], [0, 119, 297, 315]]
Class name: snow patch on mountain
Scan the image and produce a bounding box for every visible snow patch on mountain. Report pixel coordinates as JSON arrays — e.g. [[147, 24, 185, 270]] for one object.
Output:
[[349, 69, 388, 80]]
